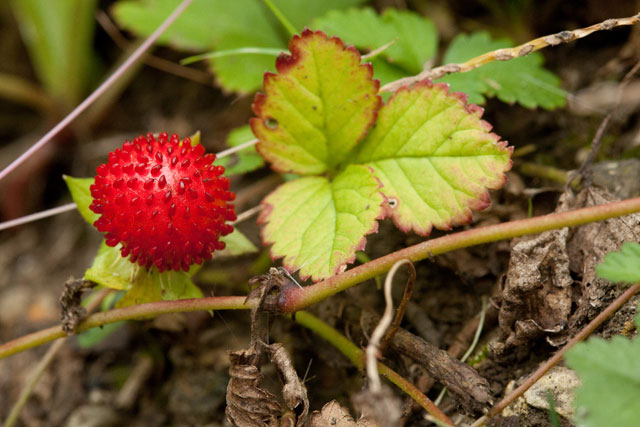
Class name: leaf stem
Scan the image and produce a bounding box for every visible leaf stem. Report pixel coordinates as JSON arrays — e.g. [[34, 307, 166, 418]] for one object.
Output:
[[262, 0, 297, 37], [293, 311, 454, 426], [2, 196, 640, 359]]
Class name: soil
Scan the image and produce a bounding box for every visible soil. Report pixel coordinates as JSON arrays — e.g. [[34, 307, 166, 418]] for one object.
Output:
[[1, 1, 640, 426]]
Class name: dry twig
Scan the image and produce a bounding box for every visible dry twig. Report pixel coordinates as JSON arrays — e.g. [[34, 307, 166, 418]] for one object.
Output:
[[381, 14, 640, 93]]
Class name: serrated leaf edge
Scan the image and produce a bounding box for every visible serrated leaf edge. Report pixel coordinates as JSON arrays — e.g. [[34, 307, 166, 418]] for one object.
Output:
[[252, 28, 381, 174], [370, 78, 513, 235], [257, 167, 384, 281]]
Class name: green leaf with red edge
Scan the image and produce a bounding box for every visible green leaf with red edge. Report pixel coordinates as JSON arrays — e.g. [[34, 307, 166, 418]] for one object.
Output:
[[251, 30, 380, 175], [259, 164, 383, 282], [354, 80, 512, 235]]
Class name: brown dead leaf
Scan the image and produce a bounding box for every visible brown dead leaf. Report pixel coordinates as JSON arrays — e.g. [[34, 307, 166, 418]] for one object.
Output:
[[309, 400, 379, 427], [225, 349, 281, 427], [559, 186, 640, 343], [493, 224, 573, 356], [493, 186, 640, 355], [60, 278, 95, 334], [227, 269, 310, 426], [268, 343, 309, 425]]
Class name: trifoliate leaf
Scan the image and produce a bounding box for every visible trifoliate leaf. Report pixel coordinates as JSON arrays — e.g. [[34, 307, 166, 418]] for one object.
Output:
[[438, 32, 566, 108], [216, 125, 264, 175], [259, 164, 383, 281], [314, 7, 438, 74], [565, 336, 640, 427], [596, 242, 640, 284], [355, 80, 512, 235], [63, 175, 98, 225], [218, 228, 258, 257], [252, 30, 380, 175]]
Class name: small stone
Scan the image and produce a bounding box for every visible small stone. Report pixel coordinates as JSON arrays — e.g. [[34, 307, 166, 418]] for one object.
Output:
[[523, 366, 581, 418]]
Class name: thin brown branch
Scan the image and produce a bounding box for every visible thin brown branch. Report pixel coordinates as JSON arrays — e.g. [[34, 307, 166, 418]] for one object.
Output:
[[381, 13, 640, 93]]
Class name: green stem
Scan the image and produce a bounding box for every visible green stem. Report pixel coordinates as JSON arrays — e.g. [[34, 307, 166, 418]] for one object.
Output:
[[0, 296, 248, 359], [262, 0, 297, 37], [293, 311, 454, 426], [518, 162, 569, 184], [2, 196, 640, 360]]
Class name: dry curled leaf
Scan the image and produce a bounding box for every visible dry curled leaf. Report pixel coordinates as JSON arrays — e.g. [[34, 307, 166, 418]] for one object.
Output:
[[493, 186, 640, 356], [60, 278, 95, 334], [309, 400, 379, 427], [268, 343, 309, 425], [493, 224, 573, 356], [225, 349, 282, 427], [227, 269, 309, 427]]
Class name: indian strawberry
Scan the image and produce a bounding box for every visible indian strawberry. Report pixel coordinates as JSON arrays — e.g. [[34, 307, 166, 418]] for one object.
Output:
[[89, 132, 236, 272]]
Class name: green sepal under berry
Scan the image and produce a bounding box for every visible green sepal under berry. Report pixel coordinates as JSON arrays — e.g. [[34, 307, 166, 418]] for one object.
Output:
[[259, 164, 383, 282], [63, 175, 99, 224], [84, 240, 202, 307], [251, 29, 380, 175], [355, 80, 512, 235]]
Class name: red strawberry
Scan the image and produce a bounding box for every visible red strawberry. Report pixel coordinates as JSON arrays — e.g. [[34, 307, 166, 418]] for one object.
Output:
[[89, 132, 236, 272]]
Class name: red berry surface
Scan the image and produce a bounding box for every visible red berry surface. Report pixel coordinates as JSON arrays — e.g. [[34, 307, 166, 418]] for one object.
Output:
[[89, 132, 236, 272]]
